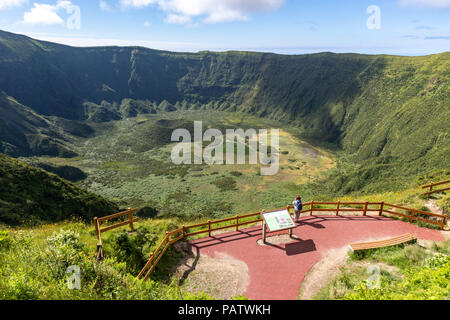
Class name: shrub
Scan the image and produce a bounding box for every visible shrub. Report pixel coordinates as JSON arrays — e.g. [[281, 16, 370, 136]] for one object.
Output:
[[0, 269, 41, 300], [137, 206, 159, 219], [230, 171, 243, 177], [44, 230, 87, 280], [110, 227, 157, 274], [431, 239, 450, 255], [211, 177, 237, 192], [0, 230, 11, 251]]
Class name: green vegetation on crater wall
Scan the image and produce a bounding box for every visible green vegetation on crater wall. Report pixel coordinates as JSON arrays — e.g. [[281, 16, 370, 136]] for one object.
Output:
[[0, 30, 448, 185], [0, 153, 118, 225]]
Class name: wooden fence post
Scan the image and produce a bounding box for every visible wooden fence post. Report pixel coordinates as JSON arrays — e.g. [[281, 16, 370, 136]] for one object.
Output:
[[379, 202, 384, 216], [94, 217, 100, 240], [410, 210, 415, 224], [235, 215, 239, 231], [127, 208, 135, 231], [94, 217, 103, 261], [310, 201, 314, 216], [208, 220, 211, 237], [336, 201, 340, 216], [363, 202, 368, 216]]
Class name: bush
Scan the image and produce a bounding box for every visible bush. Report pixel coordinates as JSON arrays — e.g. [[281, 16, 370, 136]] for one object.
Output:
[[110, 227, 157, 274], [44, 230, 87, 280], [431, 239, 450, 255], [1, 269, 41, 300], [230, 171, 243, 177], [0, 230, 11, 251], [137, 206, 159, 219], [211, 177, 237, 192]]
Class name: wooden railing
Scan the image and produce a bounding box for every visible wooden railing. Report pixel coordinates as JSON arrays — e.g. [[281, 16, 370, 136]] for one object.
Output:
[[382, 202, 446, 228], [136, 201, 447, 280], [422, 179, 450, 197], [137, 209, 267, 280], [94, 208, 139, 261], [301, 201, 383, 216]]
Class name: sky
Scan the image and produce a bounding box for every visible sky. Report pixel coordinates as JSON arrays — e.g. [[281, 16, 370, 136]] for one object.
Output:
[[0, 0, 449, 55]]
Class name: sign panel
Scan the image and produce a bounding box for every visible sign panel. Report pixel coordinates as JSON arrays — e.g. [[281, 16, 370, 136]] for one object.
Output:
[[262, 209, 296, 232]]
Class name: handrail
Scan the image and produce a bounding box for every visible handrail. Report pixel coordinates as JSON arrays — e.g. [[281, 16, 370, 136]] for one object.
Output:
[[421, 179, 450, 189], [136, 201, 447, 280], [94, 208, 139, 261], [421, 179, 450, 197]]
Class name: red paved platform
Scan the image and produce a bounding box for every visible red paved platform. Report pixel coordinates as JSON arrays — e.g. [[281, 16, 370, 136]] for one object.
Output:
[[189, 215, 445, 300]]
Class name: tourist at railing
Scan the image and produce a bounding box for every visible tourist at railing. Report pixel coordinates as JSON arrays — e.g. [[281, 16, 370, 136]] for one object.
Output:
[[293, 195, 303, 222]]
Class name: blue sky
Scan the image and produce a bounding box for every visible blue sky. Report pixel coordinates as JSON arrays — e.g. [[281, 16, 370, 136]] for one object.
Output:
[[0, 0, 449, 55]]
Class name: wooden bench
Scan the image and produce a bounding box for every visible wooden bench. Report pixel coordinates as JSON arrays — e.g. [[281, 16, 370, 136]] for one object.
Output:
[[349, 233, 417, 252]]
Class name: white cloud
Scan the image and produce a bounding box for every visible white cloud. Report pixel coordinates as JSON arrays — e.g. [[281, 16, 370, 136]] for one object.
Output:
[[23, 1, 77, 25], [164, 13, 191, 24], [99, 0, 112, 11], [121, 0, 284, 24], [398, 0, 450, 7], [143, 20, 152, 26], [0, 0, 27, 10], [24, 3, 64, 24]]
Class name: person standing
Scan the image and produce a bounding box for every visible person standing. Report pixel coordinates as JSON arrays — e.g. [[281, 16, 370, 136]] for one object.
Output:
[[293, 195, 303, 222]]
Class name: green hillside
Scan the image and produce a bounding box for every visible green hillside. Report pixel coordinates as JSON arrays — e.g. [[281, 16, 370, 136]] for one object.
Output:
[[0, 153, 118, 225], [0, 29, 448, 199], [0, 91, 85, 157], [0, 30, 448, 153], [0, 30, 448, 301]]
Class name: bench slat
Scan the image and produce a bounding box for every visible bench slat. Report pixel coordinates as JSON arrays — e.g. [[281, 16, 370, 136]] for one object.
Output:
[[350, 234, 416, 251]]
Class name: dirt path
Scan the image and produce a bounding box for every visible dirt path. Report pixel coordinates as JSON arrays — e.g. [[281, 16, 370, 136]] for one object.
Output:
[[298, 245, 403, 300], [298, 246, 350, 300], [172, 250, 249, 300], [425, 199, 443, 215], [424, 199, 450, 236]]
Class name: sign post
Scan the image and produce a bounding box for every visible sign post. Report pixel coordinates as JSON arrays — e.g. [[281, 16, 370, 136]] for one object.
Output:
[[262, 220, 267, 243], [261, 208, 296, 243]]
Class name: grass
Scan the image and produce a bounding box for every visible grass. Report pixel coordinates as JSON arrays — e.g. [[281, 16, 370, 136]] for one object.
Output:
[[312, 239, 450, 300], [0, 218, 216, 300]]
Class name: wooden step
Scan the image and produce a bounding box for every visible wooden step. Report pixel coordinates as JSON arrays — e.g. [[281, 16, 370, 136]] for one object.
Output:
[[349, 233, 417, 251]]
